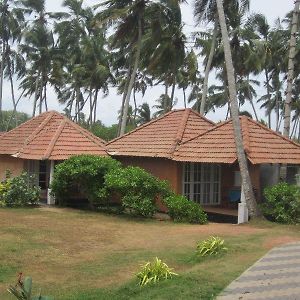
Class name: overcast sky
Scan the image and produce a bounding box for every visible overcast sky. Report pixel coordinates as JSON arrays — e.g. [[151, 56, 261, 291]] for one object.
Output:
[[3, 0, 294, 125]]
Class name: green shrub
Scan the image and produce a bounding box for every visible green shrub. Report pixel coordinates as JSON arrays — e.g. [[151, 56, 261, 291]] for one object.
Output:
[[104, 166, 171, 217], [163, 194, 207, 224], [196, 236, 227, 256], [122, 194, 156, 217], [8, 273, 53, 300], [136, 257, 178, 286], [51, 155, 121, 208], [262, 182, 300, 224], [0, 173, 40, 207]]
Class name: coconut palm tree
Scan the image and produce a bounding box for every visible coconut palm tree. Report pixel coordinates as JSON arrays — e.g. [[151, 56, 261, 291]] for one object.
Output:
[[19, 0, 61, 116], [283, 0, 300, 138], [0, 0, 25, 126], [215, 0, 259, 217]]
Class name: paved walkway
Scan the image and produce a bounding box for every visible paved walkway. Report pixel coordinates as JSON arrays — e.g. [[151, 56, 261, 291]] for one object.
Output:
[[217, 242, 300, 300]]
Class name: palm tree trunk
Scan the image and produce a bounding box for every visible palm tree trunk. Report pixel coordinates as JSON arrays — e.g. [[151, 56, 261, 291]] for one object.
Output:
[[133, 86, 137, 126], [183, 88, 187, 108], [93, 88, 98, 124], [264, 69, 272, 128], [0, 43, 5, 127], [200, 20, 218, 115], [291, 118, 298, 138], [170, 77, 176, 110], [283, 0, 300, 138], [32, 70, 41, 117], [117, 66, 132, 136], [119, 13, 142, 136], [249, 98, 259, 121], [164, 83, 169, 112], [216, 0, 259, 218], [39, 78, 44, 114], [44, 84, 48, 111]]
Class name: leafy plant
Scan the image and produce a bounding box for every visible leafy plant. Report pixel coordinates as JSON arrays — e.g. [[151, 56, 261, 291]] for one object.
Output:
[[0, 173, 40, 207], [136, 257, 178, 286], [104, 166, 171, 217], [163, 194, 207, 224], [196, 236, 227, 256], [7, 273, 53, 300], [262, 182, 300, 224], [122, 194, 156, 217], [51, 155, 121, 208]]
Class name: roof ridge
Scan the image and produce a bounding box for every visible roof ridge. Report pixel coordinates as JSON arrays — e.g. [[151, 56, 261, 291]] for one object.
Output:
[[1, 111, 51, 138], [178, 118, 231, 146], [247, 117, 300, 148], [107, 110, 177, 145], [188, 109, 215, 125], [42, 118, 67, 160], [13, 112, 56, 158], [24, 111, 56, 145], [63, 117, 107, 150], [169, 109, 191, 156], [241, 117, 250, 154]]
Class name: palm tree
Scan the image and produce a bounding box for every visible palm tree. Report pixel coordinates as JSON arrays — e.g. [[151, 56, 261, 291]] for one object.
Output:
[[153, 94, 177, 118], [20, 0, 60, 116], [136, 102, 151, 125], [0, 0, 24, 126], [215, 0, 259, 217], [98, 0, 146, 136], [283, 0, 300, 138]]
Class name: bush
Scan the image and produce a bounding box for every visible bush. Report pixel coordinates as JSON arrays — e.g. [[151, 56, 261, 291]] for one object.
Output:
[[122, 194, 156, 217], [196, 236, 227, 256], [262, 182, 300, 224], [51, 155, 121, 208], [0, 173, 40, 207], [163, 194, 207, 224], [136, 257, 178, 286], [104, 166, 171, 217]]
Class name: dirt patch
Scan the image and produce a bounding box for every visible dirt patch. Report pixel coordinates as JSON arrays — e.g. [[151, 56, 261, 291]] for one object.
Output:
[[263, 236, 300, 249]]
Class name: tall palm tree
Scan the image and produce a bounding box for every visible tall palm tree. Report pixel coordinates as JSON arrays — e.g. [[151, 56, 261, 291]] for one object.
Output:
[[0, 0, 24, 126], [20, 0, 60, 116], [215, 0, 259, 217], [98, 0, 146, 136], [283, 0, 300, 138]]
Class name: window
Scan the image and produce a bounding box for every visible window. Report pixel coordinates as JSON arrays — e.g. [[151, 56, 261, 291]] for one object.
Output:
[[24, 160, 49, 190], [39, 161, 48, 190], [183, 163, 221, 205]]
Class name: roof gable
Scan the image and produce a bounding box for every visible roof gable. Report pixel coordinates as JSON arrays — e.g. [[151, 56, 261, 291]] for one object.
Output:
[[0, 111, 108, 160], [173, 116, 300, 164], [107, 109, 215, 158]]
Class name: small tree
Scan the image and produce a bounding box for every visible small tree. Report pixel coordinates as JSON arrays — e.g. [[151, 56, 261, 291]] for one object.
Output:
[[51, 155, 121, 208]]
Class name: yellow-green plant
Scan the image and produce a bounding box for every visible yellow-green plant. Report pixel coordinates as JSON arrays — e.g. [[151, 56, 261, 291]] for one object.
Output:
[[136, 257, 178, 286], [196, 236, 227, 256], [7, 273, 53, 300]]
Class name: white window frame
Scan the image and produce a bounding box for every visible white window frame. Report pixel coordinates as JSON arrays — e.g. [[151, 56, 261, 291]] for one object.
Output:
[[182, 162, 221, 205]]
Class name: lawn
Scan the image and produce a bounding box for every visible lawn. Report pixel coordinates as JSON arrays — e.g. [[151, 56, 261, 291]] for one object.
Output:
[[1, 207, 300, 300]]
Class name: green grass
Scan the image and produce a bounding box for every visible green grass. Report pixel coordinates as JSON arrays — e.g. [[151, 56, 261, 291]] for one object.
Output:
[[0, 207, 299, 299]]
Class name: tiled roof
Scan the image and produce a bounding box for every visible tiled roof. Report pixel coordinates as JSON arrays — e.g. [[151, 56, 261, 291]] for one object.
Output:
[[0, 111, 108, 160], [107, 109, 215, 158], [173, 116, 300, 164]]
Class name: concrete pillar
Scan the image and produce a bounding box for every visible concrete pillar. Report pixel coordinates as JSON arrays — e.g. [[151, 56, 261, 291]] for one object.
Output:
[[47, 160, 55, 205], [238, 185, 249, 224]]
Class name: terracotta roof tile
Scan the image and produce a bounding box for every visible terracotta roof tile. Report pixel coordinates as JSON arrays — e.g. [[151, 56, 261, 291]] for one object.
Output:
[[0, 111, 108, 160], [173, 116, 300, 164], [107, 109, 215, 158]]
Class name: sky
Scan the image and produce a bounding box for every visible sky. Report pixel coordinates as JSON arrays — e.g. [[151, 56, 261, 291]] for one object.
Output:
[[2, 0, 295, 125]]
